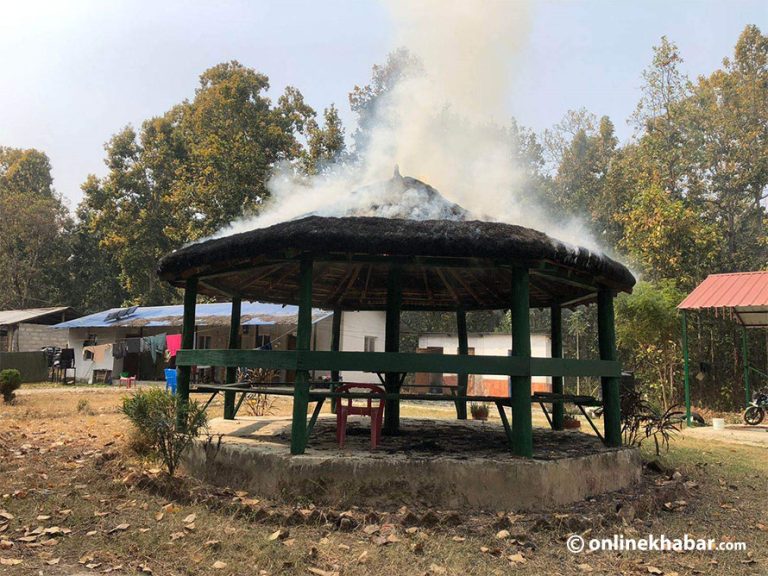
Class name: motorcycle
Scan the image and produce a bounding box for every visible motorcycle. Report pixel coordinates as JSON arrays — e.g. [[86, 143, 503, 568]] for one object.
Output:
[[743, 387, 768, 426]]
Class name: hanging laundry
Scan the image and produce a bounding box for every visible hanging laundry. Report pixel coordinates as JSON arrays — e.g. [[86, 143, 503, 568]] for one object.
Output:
[[144, 333, 167, 363], [166, 334, 182, 358], [84, 344, 112, 362]]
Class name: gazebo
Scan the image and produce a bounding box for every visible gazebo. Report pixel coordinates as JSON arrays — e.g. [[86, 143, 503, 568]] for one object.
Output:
[[678, 271, 768, 423], [157, 175, 636, 457]]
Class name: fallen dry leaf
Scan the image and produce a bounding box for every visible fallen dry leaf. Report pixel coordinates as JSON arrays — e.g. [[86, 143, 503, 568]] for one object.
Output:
[[183, 513, 197, 524], [0, 558, 22, 565], [307, 568, 339, 576], [268, 529, 289, 541], [212, 560, 227, 569], [108, 523, 130, 534]]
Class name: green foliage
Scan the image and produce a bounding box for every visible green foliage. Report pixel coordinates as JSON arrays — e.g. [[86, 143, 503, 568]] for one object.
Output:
[[620, 386, 682, 457], [618, 185, 721, 289], [78, 61, 327, 305], [0, 148, 73, 309], [0, 369, 22, 403], [121, 389, 207, 476], [615, 280, 687, 409]]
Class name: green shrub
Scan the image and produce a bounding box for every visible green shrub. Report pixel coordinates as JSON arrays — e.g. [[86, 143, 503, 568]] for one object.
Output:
[[121, 388, 207, 476], [0, 369, 22, 403]]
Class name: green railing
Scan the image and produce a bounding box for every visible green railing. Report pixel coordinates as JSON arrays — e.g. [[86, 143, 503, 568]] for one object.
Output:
[[176, 349, 620, 378]]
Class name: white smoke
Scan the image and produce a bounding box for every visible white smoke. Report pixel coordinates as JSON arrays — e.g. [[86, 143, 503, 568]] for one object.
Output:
[[215, 0, 599, 251]]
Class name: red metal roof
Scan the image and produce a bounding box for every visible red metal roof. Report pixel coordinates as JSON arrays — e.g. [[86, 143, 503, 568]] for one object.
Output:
[[678, 272, 768, 310]]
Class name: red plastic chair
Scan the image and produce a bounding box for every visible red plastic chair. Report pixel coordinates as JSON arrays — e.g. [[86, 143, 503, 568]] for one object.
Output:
[[335, 383, 385, 450]]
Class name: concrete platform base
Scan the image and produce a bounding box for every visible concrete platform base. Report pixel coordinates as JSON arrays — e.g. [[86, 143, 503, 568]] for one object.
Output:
[[186, 416, 642, 510]]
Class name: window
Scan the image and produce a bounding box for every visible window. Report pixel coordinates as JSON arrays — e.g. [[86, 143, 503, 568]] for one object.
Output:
[[197, 335, 212, 349], [255, 334, 271, 349], [364, 336, 377, 353]]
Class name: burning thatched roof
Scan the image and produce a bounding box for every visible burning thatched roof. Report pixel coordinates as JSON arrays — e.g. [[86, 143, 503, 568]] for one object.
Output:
[[158, 174, 635, 311]]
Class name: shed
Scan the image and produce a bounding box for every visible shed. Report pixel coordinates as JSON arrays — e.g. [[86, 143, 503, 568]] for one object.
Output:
[[678, 271, 768, 420], [0, 307, 78, 352]]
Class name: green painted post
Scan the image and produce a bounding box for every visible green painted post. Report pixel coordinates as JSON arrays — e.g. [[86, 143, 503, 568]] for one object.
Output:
[[383, 263, 403, 435], [510, 267, 533, 457], [681, 310, 691, 426], [223, 296, 241, 420], [176, 277, 197, 429], [551, 303, 564, 430], [330, 307, 342, 414], [456, 308, 469, 420], [290, 256, 313, 455], [742, 325, 750, 408], [597, 288, 622, 447]]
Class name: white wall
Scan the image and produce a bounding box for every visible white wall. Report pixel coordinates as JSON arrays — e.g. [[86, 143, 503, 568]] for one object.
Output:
[[418, 332, 552, 386], [339, 311, 387, 384]]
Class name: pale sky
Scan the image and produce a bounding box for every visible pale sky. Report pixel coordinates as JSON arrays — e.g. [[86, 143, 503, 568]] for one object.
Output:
[[0, 0, 765, 209]]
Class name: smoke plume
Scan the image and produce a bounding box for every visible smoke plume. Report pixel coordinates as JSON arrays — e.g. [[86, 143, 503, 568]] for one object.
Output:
[[216, 0, 598, 250]]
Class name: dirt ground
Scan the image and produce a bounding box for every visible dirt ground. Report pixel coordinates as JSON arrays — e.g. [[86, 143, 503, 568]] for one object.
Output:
[[0, 385, 767, 575]]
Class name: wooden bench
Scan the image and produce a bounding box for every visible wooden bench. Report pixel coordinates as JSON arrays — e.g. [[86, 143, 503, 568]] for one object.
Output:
[[532, 392, 604, 440], [189, 382, 606, 447]]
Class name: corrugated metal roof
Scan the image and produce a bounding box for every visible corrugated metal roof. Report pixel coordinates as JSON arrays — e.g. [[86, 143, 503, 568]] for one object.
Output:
[[0, 307, 76, 326], [54, 302, 331, 329], [678, 272, 768, 327], [678, 272, 768, 309]]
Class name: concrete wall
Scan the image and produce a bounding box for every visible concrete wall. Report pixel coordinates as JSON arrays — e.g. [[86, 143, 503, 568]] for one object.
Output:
[[187, 438, 642, 511], [417, 333, 552, 394], [16, 323, 69, 352]]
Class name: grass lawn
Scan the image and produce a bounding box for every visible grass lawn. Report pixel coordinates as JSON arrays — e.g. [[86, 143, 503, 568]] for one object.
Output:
[[0, 387, 765, 575]]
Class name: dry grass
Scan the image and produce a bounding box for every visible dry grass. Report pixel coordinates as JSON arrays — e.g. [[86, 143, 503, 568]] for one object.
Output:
[[0, 388, 766, 575]]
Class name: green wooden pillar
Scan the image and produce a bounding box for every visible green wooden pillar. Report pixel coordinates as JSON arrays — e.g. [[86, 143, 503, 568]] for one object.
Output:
[[383, 264, 403, 435], [597, 288, 622, 447], [290, 256, 314, 455], [681, 310, 691, 426], [176, 277, 197, 429], [223, 296, 242, 420], [330, 307, 342, 414], [742, 325, 750, 408], [510, 267, 533, 457], [455, 308, 469, 420], [551, 303, 564, 430]]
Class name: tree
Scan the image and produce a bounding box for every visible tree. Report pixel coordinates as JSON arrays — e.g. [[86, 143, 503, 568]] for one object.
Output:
[[618, 184, 720, 290], [79, 62, 318, 304], [686, 25, 768, 270], [548, 114, 619, 240], [348, 48, 423, 155], [0, 147, 72, 309], [632, 36, 692, 198], [615, 280, 687, 410], [303, 104, 347, 175], [171, 61, 315, 239]]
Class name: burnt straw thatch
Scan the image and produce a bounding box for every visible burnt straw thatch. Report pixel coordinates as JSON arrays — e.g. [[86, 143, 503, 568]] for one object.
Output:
[[158, 214, 635, 311]]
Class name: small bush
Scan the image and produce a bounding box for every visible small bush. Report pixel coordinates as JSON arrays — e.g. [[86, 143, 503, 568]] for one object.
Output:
[[0, 369, 22, 403], [77, 398, 93, 414], [122, 388, 207, 476]]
